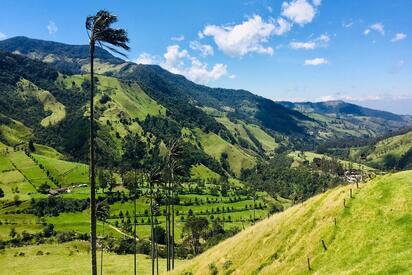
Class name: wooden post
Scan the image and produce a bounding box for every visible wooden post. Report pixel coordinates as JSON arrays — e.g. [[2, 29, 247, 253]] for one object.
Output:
[[321, 240, 328, 251], [307, 257, 311, 271], [343, 199, 346, 208], [334, 218, 337, 226], [350, 189, 353, 198]]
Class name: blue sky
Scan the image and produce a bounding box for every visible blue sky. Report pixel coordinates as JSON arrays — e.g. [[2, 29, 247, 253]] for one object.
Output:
[[1, 0, 411, 114]]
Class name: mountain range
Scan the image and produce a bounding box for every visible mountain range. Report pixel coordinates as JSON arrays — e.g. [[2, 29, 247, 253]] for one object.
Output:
[[1, 36, 411, 177]]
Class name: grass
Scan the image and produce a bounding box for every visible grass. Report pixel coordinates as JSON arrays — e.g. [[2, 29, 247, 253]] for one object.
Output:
[[17, 79, 66, 127], [32, 144, 64, 159], [0, 214, 43, 240], [173, 171, 412, 274], [244, 123, 278, 152], [8, 151, 54, 189], [194, 128, 256, 176], [215, 116, 258, 150], [190, 164, 220, 181], [0, 114, 32, 146], [45, 210, 122, 238], [32, 154, 88, 187], [0, 240, 184, 274], [367, 130, 412, 165]]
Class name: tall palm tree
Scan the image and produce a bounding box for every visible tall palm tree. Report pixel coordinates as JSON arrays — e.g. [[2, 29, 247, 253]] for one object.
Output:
[[86, 10, 129, 275], [164, 139, 182, 270]]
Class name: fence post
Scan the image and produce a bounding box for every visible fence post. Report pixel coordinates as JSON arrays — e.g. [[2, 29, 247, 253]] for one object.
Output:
[[321, 240, 328, 251], [307, 257, 311, 271]]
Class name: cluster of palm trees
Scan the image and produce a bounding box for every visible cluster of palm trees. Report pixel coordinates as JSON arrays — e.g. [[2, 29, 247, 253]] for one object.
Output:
[[86, 10, 181, 274]]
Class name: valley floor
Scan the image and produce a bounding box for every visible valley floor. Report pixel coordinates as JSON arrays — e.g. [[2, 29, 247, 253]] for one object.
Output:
[[0, 240, 184, 275]]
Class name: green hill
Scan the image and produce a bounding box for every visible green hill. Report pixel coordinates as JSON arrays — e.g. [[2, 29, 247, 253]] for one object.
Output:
[[279, 100, 412, 140], [173, 171, 412, 274]]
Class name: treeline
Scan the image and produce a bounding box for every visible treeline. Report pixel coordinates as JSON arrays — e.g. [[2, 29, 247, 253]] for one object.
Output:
[[26, 197, 89, 216], [241, 154, 341, 203]]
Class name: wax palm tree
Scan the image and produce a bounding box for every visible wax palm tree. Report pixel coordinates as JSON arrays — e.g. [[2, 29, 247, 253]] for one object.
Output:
[[163, 139, 183, 270], [85, 10, 129, 275]]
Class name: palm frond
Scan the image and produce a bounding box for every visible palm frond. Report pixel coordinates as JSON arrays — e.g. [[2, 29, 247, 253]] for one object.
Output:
[[96, 28, 130, 50]]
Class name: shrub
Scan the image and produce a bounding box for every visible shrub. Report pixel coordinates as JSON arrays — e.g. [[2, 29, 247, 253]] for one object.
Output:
[[208, 263, 218, 275]]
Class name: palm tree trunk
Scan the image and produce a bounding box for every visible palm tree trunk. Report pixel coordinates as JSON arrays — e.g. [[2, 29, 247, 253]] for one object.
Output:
[[166, 181, 171, 271], [89, 41, 97, 275], [100, 220, 104, 275], [133, 195, 137, 275], [171, 193, 175, 270], [150, 178, 155, 275], [156, 241, 159, 275]]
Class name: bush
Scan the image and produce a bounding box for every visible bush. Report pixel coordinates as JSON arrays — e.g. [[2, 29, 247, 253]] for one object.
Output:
[[56, 231, 76, 243], [208, 263, 218, 275], [268, 202, 284, 214], [223, 260, 233, 270], [38, 183, 51, 194]]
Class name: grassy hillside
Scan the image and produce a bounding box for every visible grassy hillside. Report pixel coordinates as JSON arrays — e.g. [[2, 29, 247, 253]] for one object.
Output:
[[0, 114, 32, 146], [367, 131, 412, 166], [0, 241, 183, 275], [194, 128, 256, 176], [173, 171, 412, 274], [279, 100, 412, 140], [17, 79, 66, 127]]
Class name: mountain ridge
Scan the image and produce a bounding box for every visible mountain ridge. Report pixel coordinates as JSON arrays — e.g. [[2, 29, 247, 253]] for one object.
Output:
[[1, 36, 411, 176]]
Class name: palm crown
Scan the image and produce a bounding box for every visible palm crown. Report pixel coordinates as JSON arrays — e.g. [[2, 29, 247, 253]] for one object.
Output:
[[86, 10, 130, 56]]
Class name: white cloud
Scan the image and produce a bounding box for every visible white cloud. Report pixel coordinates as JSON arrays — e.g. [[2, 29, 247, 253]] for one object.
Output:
[[273, 17, 292, 35], [201, 15, 275, 57], [364, 22, 384, 36], [201, 15, 292, 57], [136, 45, 227, 84], [391, 32, 407, 42], [0, 32, 6, 40], [290, 33, 330, 49], [290, 41, 316, 49], [189, 41, 214, 56], [136, 53, 159, 65], [47, 21, 58, 35], [317, 33, 330, 43], [342, 20, 354, 28], [229, 74, 237, 79], [267, 6, 273, 13], [304, 57, 328, 66], [316, 94, 387, 102], [281, 0, 318, 26], [171, 35, 185, 41]]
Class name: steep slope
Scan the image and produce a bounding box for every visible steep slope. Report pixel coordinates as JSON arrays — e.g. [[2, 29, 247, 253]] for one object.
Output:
[[0, 36, 124, 74], [348, 130, 412, 170], [173, 171, 412, 274], [0, 37, 315, 142]]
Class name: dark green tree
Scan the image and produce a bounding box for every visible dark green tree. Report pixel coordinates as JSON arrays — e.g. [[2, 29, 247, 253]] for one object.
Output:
[[182, 216, 209, 255]]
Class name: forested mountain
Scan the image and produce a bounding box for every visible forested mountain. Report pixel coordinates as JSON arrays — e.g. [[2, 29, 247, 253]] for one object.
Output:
[[279, 100, 412, 139], [1, 36, 411, 177]]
